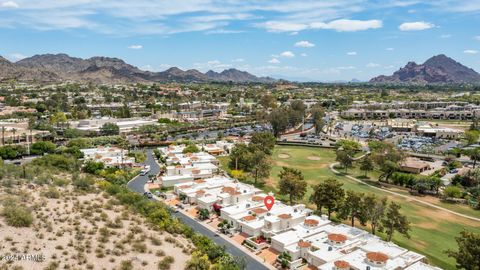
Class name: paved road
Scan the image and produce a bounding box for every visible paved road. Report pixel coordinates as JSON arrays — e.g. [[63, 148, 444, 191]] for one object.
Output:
[[126, 150, 270, 270]]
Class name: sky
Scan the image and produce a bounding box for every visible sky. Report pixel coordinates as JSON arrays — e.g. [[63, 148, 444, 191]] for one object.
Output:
[[1, 0, 480, 82]]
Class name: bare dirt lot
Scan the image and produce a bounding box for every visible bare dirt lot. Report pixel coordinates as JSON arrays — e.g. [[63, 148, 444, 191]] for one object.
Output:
[[0, 184, 191, 270]]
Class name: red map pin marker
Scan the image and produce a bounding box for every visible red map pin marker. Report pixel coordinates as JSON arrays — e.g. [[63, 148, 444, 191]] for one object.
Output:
[[264, 195, 275, 211]]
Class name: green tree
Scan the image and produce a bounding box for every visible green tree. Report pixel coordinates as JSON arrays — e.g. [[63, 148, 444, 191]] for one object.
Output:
[[259, 94, 277, 109], [310, 178, 345, 219], [269, 108, 289, 137], [466, 148, 480, 168], [250, 132, 276, 155], [228, 143, 250, 171], [382, 202, 410, 241], [465, 130, 480, 145], [83, 160, 105, 174], [100, 123, 120, 136], [336, 139, 361, 152], [379, 160, 399, 183], [338, 190, 367, 227], [311, 107, 326, 135], [183, 144, 200, 154], [336, 150, 353, 172], [49, 112, 68, 129], [444, 185, 463, 199], [360, 156, 374, 177], [198, 208, 210, 221], [446, 230, 480, 270], [278, 167, 307, 205], [31, 141, 56, 155], [248, 149, 271, 185], [363, 194, 387, 235]]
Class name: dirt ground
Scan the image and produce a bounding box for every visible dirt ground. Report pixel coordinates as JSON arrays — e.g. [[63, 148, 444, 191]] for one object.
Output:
[[0, 185, 191, 270]]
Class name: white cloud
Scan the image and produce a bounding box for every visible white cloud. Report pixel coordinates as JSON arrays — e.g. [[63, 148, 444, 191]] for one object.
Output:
[[280, 51, 295, 58], [310, 19, 382, 32], [261, 21, 308, 32], [440, 34, 451, 38], [337, 66, 356, 70], [128, 44, 143, 50], [300, 53, 307, 57], [399, 21, 435, 31], [6, 53, 26, 61], [346, 51, 357, 56], [0, 1, 18, 8], [294, 41, 315, 48], [385, 47, 394, 51], [192, 60, 231, 71], [231, 58, 244, 62], [268, 58, 280, 64], [205, 29, 244, 34], [464, 50, 478, 54], [366, 63, 381, 68]]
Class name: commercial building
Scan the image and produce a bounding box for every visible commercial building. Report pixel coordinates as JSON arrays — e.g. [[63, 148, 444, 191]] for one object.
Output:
[[399, 157, 431, 174], [72, 117, 158, 133]]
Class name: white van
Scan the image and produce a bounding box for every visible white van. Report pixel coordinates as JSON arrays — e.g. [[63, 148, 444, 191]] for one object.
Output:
[[140, 165, 151, 176]]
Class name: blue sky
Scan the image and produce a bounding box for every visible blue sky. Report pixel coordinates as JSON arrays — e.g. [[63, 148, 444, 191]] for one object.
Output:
[[1, 0, 480, 81]]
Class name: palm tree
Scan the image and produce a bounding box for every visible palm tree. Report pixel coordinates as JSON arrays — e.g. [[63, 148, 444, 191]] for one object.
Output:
[[11, 128, 17, 144], [198, 208, 210, 221], [1, 126, 5, 145], [468, 148, 480, 168]]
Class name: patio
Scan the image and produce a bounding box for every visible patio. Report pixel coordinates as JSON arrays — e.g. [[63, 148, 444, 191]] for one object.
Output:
[[258, 247, 279, 266]]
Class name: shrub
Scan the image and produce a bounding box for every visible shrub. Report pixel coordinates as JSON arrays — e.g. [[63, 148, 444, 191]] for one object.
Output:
[[31, 141, 56, 155], [42, 187, 61, 199], [158, 256, 174, 270], [2, 205, 33, 227], [119, 260, 133, 270], [72, 174, 95, 191], [83, 161, 105, 174], [444, 185, 463, 199]]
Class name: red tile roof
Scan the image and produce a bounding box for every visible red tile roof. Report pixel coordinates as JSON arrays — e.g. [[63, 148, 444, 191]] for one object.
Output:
[[304, 219, 319, 226], [242, 215, 256, 221], [297, 240, 311, 248], [328, 233, 347, 242], [334, 260, 350, 269], [366, 252, 389, 263], [278, 213, 292, 219]]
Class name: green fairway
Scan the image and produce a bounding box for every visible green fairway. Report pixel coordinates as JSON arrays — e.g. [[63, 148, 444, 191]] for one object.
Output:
[[219, 145, 480, 269]]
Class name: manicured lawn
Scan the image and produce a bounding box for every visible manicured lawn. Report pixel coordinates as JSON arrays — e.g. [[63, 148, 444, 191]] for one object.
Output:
[[219, 145, 480, 269]]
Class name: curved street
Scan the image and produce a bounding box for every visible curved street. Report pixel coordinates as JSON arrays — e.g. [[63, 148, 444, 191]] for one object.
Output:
[[126, 149, 270, 270]]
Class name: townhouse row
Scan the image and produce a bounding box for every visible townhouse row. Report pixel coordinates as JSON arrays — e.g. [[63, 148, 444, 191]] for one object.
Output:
[[173, 177, 439, 270], [341, 108, 480, 120], [158, 142, 234, 187], [159, 143, 441, 270]]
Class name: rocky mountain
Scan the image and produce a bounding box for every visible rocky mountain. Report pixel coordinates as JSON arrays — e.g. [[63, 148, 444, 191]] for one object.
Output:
[[0, 53, 276, 84], [370, 54, 480, 84], [206, 68, 275, 83]]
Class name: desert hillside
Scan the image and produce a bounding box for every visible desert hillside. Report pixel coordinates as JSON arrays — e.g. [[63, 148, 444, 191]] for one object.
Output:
[[0, 177, 191, 270]]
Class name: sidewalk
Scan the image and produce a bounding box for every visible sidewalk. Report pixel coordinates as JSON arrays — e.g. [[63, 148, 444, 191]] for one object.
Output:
[[330, 162, 480, 222], [144, 184, 277, 270]]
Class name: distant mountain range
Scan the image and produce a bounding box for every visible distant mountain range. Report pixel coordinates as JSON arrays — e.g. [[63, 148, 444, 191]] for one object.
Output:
[[370, 54, 480, 84], [0, 53, 275, 84]]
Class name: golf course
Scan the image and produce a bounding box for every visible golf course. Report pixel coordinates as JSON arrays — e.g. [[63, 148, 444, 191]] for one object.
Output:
[[220, 145, 480, 269]]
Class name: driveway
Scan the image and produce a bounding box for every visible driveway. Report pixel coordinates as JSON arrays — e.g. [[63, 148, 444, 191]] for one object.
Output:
[[126, 149, 271, 270]]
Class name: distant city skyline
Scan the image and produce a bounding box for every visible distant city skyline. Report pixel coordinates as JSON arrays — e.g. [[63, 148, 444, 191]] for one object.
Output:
[[0, 0, 479, 81]]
